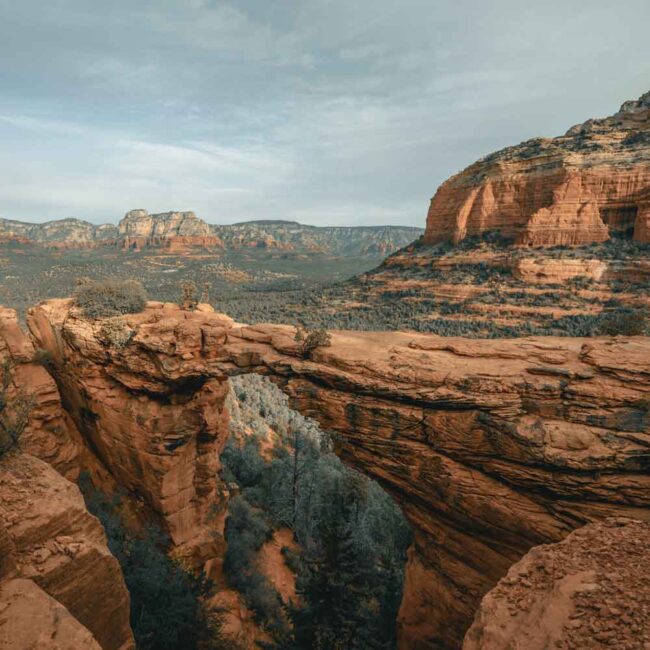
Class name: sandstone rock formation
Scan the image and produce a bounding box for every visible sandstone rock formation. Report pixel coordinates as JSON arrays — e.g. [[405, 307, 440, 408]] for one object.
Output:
[[0, 213, 423, 256], [16, 300, 650, 648], [463, 517, 650, 650], [118, 209, 224, 251], [0, 218, 118, 248], [211, 220, 424, 256], [0, 307, 94, 480], [27, 300, 234, 564], [217, 322, 650, 649], [0, 452, 134, 650], [424, 90, 650, 246]]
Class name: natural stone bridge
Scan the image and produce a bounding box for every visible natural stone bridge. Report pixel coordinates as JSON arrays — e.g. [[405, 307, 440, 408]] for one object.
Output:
[[23, 300, 650, 649]]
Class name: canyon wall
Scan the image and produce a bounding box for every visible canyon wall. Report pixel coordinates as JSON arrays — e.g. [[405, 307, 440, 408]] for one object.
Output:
[[23, 300, 650, 649], [0, 308, 134, 649], [424, 91, 650, 247], [27, 300, 234, 565], [218, 322, 650, 649]]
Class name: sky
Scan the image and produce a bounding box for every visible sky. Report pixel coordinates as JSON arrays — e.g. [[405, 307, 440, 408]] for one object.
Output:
[[0, 1, 649, 227]]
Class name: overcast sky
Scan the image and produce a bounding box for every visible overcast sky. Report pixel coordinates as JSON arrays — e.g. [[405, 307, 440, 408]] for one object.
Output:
[[0, 1, 648, 226]]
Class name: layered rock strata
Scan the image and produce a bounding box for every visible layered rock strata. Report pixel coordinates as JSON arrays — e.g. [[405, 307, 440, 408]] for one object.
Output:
[[217, 322, 650, 649], [27, 300, 233, 563], [118, 209, 224, 251], [25, 300, 650, 649], [0, 453, 134, 650], [424, 91, 650, 246]]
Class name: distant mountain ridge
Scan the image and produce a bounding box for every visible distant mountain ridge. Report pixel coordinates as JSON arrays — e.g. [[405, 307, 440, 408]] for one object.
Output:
[[0, 210, 423, 257]]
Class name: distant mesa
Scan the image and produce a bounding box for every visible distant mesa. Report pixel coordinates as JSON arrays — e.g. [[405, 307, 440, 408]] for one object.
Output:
[[118, 209, 224, 252], [424, 90, 650, 246], [0, 209, 423, 257]]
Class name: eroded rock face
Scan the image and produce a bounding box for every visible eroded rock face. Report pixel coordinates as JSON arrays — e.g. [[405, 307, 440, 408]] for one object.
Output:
[[24, 301, 650, 648], [118, 209, 224, 251], [0, 307, 93, 480], [462, 518, 650, 650], [424, 91, 650, 247], [0, 452, 134, 650], [27, 299, 233, 563], [217, 323, 650, 649]]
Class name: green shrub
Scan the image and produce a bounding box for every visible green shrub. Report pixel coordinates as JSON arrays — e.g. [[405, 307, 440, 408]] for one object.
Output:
[[0, 360, 33, 457], [79, 476, 224, 650], [99, 317, 134, 348], [294, 325, 332, 358], [74, 278, 147, 319], [598, 308, 650, 336]]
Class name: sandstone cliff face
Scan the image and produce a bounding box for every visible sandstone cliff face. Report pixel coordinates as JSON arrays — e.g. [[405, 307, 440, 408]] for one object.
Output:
[[0, 452, 134, 650], [424, 91, 650, 246], [217, 323, 650, 649], [118, 209, 224, 251], [0, 307, 96, 481], [463, 517, 650, 650], [21, 301, 650, 648], [27, 300, 233, 563]]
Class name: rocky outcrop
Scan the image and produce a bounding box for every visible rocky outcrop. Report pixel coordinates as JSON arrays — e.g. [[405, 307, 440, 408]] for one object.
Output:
[[216, 322, 650, 649], [0, 452, 134, 650], [23, 301, 650, 648], [463, 517, 650, 649], [118, 209, 224, 251], [27, 300, 233, 564], [424, 91, 650, 247]]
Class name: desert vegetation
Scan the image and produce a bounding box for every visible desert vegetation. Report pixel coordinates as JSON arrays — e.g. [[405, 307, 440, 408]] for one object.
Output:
[[80, 476, 228, 650], [74, 277, 147, 318], [221, 374, 411, 649], [0, 360, 33, 457]]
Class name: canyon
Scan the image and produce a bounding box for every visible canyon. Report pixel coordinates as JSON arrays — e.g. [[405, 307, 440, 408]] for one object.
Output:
[[1, 299, 647, 649], [1, 91, 649, 650]]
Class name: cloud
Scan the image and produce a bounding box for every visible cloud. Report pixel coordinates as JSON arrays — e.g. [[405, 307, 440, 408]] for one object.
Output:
[[0, 0, 648, 225]]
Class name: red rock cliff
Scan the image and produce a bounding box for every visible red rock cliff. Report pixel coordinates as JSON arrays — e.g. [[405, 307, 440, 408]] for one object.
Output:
[[23, 301, 650, 649], [27, 300, 234, 564], [218, 323, 650, 649], [424, 91, 650, 246]]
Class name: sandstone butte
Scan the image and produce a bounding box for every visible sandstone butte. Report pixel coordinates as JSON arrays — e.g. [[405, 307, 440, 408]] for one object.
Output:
[[424, 90, 650, 247], [117, 209, 225, 252], [0, 299, 645, 649]]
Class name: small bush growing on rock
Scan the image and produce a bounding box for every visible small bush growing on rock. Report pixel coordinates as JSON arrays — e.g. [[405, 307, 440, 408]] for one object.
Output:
[[294, 325, 332, 358], [0, 360, 34, 457], [100, 317, 134, 348], [180, 281, 198, 311], [32, 348, 54, 368], [74, 278, 147, 319]]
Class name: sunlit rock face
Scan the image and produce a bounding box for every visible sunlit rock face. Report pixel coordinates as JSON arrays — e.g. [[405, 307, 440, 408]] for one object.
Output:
[[27, 299, 233, 565], [118, 209, 224, 251], [424, 91, 650, 247], [22, 301, 650, 649]]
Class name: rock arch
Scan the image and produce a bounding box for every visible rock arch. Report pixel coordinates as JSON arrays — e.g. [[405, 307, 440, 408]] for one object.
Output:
[[25, 301, 650, 649]]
